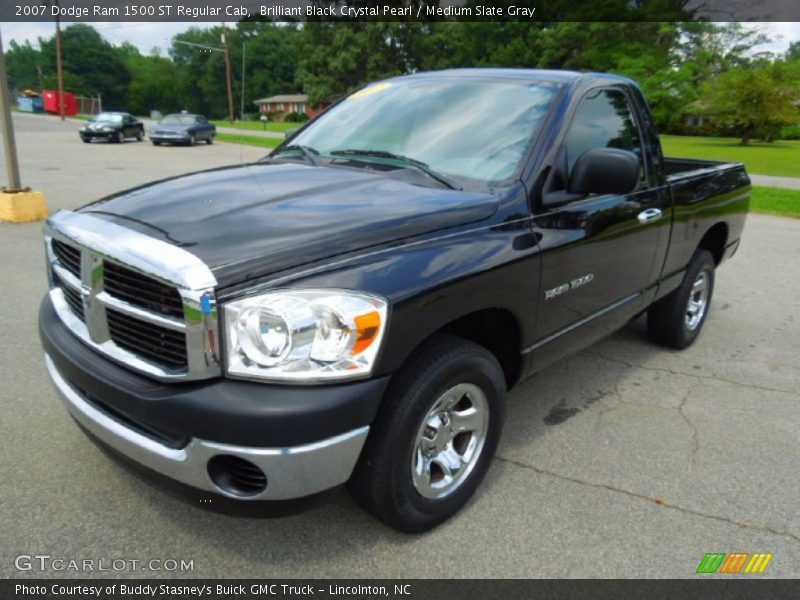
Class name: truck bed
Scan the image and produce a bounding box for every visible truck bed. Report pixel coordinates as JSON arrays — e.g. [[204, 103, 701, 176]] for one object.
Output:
[[664, 156, 740, 180]]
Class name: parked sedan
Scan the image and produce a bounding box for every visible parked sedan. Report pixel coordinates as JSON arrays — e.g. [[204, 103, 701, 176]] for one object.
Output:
[[80, 112, 144, 143], [150, 114, 216, 146]]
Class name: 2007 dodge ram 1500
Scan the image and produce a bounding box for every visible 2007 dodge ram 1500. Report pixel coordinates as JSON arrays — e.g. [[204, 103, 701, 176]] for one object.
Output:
[[40, 69, 749, 532]]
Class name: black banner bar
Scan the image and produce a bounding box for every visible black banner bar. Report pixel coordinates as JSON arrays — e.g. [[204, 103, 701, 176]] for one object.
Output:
[[3, 0, 800, 23], [4, 579, 800, 600]]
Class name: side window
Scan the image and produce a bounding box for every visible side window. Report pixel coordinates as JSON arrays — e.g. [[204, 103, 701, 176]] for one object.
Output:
[[564, 89, 643, 179]]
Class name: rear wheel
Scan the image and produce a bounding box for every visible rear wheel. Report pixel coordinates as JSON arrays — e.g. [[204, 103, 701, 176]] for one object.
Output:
[[206, 135, 214, 145], [136, 128, 144, 141], [348, 334, 505, 533], [647, 249, 715, 349]]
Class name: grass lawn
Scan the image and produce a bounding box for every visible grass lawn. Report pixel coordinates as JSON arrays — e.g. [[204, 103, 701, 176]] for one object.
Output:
[[660, 135, 800, 179], [751, 186, 800, 219], [216, 132, 282, 149], [211, 119, 299, 134]]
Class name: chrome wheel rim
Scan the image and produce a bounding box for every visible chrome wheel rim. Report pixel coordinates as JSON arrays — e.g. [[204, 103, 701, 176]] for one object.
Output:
[[411, 383, 489, 500], [685, 271, 710, 331]]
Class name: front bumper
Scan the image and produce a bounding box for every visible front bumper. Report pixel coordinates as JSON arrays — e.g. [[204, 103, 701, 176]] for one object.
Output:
[[80, 131, 115, 140], [40, 298, 389, 507], [149, 134, 191, 143]]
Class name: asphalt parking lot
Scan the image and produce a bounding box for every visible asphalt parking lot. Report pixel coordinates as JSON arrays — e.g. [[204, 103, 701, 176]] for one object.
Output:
[[1, 112, 798, 578]]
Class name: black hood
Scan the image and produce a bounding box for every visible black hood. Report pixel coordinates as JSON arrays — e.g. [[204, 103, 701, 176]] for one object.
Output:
[[81, 162, 499, 287]]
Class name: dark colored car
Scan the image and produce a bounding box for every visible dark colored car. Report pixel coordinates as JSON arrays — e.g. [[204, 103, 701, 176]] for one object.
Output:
[[41, 69, 749, 532], [79, 112, 144, 144], [150, 113, 216, 146]]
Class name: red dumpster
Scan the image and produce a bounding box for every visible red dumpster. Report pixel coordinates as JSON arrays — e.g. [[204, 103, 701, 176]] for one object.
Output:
[[42, 90, 78, 116]]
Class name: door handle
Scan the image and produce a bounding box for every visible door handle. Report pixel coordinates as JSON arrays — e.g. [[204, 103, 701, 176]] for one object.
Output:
[[637, 208, 662, 224]]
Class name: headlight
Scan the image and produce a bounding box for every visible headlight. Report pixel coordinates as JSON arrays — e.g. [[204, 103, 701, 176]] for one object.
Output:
[[224, 289, 388, 383]]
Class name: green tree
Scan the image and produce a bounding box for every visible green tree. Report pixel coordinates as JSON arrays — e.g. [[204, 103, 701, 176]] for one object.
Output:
[[4, 40, 43, 92], [232, 22, 299, 116], [699, 60, 800, 144], [170, 27, 232, 117], [121, 44, 180, 116], [788, 41, 800, 62], [38, 24, 130, 107]]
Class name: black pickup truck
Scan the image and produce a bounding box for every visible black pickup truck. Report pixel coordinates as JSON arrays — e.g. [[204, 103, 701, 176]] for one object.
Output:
[[40, 69, 749, 532]]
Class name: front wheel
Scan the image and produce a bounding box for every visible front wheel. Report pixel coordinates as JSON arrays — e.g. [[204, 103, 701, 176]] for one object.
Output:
[[188, 134, 196, 146], [115, 131, 124, 144], [647, 249, 715, 349], [348, 334, 505, 533]]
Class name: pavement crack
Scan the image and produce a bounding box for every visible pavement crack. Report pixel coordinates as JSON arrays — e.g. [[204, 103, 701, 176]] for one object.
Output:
[[581, 351, 798, 397], [495, 455, 800, 544], [677, 387, 701, 465]]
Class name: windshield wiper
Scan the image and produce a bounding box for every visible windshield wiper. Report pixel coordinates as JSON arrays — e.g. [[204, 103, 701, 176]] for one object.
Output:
[[329, 149, 462, 190], [272, 144, 320, 165]]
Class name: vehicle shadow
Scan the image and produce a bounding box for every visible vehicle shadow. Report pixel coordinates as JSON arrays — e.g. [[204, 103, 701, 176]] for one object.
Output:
[[132, 316, 668, 572]]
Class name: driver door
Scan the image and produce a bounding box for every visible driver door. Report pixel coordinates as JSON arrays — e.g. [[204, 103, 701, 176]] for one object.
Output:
[[529, 87, 670, 366]]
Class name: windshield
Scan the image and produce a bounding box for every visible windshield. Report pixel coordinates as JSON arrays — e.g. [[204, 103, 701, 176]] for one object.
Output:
[[161, 114, 197, 125], [93, 113, 123, 124], [285, 77, 560, 185]]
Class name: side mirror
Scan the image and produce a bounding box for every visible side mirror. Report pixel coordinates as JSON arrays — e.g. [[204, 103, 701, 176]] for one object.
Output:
[[568, 148, 640, 196], [284, 128, 299, 141]]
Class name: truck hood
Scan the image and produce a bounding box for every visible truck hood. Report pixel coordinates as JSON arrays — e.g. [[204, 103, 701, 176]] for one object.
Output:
[[82, 162, 499, 287]]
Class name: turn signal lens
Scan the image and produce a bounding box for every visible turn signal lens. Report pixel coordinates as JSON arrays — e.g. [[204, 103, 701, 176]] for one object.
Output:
[[353, 311, 381, 355]]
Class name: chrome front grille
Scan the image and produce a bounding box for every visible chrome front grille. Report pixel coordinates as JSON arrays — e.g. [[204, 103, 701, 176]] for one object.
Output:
[[104, 260, 185, 318], [52, 239, 81, 278], [44, 210, 220, 381], [106, 307, 188, 369], [54, 273, 85, 322]]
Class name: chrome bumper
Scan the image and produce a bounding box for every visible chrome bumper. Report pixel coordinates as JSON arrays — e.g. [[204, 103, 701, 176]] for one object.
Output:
[[45, 354, 369, 501]]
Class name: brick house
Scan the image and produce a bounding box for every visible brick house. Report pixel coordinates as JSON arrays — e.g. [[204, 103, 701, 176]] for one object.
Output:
[[254, 94, 321, 120]]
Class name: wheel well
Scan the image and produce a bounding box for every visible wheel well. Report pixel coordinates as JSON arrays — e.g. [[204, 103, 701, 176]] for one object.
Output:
[[698, 222, 728, 265], [437, 308, 522, 390]]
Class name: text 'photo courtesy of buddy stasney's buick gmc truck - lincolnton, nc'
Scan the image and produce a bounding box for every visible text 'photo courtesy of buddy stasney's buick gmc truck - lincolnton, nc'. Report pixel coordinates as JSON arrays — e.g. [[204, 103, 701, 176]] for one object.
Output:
[[39, 69, 749, 533]]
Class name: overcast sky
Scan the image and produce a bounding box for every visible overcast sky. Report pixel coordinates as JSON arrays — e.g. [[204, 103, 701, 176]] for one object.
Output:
[[3, 21, 798, 56]]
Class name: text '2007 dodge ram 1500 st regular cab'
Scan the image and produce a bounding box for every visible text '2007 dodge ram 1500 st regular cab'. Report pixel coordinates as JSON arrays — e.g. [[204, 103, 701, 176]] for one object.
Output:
[[40, 69, 749, 532]]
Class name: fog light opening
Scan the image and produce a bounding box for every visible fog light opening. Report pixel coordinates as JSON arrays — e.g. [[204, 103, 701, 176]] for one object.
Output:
[[207, 454, 267, 497]]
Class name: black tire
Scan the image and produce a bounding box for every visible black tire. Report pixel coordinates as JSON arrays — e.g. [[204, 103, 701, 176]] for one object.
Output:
[[152, 141, 161, 146], [206, 135, 214, 145], [115, 131, 124, 144], [188, 134, 196, 146], [136, 128, 144, 141], [647, 249, 715, 349], [348, 334, 505, 533]]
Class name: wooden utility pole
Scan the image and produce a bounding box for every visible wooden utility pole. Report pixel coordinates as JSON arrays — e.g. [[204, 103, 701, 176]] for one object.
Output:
[[222, 25, 235, 123], [55, 0, 65, 120], [0, 29, 22, 190], [0, 28, 49, 222]]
